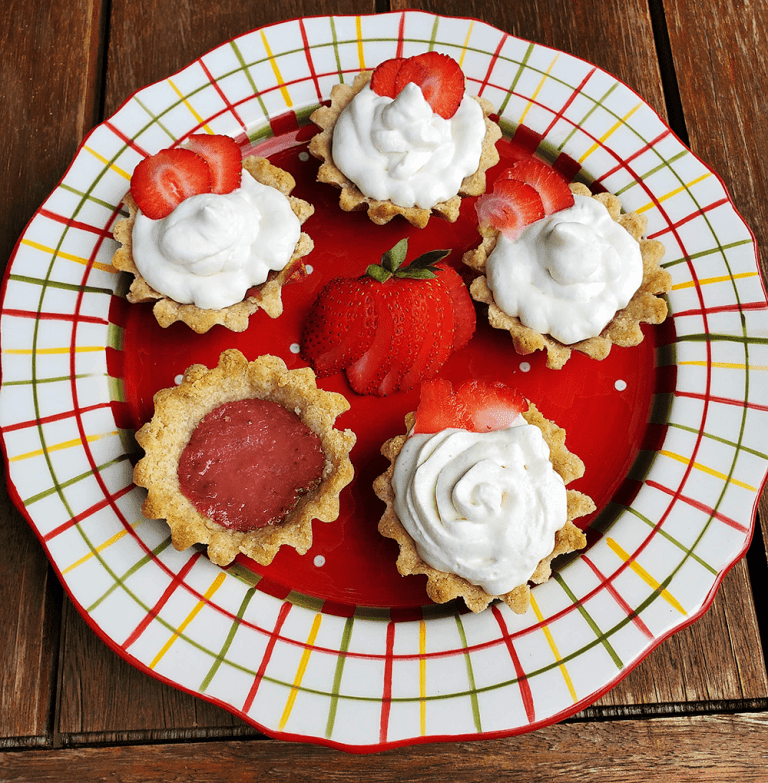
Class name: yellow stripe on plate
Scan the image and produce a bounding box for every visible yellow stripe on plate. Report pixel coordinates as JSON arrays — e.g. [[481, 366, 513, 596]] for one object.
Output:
[[355, 17, 366, 71], [519, 53, 559, 126], [456, 21, 475, 68], [149, 572, 226, 670], [9, 431, 117, 462], [168, 79, 214, 133], [419, 619, 427, 735], [578, 103, 642, 164], [63, 520, 146, 574], [660, 450, 757, 492], [634, 173, 711, 214], [20, 238, 117, 274], [678, 360, 768, 371], [84, 145, 131, 180], [606, 537, 686, 615], [279, 613, 323, 730], [530, 593, 577, 703], [4, 346, 105, 355], [260, 30, 293, 108], [672, 271, 758, 291]]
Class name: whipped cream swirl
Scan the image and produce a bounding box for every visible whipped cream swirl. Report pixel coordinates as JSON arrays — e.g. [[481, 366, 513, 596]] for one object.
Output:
[[392, 423, 567, 596], [132, 169, 300, 310], [331, 82, 486, 209], [486, 195, 643, 344]]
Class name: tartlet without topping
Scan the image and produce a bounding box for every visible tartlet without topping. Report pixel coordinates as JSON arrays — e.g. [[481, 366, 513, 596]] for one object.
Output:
[[134, 349, 356, 567]]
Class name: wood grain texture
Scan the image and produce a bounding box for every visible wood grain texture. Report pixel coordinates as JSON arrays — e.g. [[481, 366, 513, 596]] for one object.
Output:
[[3, 713, 768, 782], [0, 0, 106, 742], [102, 0, 376, 118]]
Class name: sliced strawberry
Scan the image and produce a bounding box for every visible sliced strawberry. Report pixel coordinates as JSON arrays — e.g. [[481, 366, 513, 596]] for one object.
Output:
[[130, 148, 211, 220], [435, 263, 476, 352], [370, 57, 405, 98], [413, 379, 527, 434], [475, 179, 545, 239], [376, 279, 426, 396], [301, 277, 376, 377], [393, 51, 464, 119], [454, 380, 527, 432], [345, 284, 402, 396], [413, 379, 472, 434], [498, 157, 574, 214], [418, 277, 455, 382], [184, 134, 242, 194]]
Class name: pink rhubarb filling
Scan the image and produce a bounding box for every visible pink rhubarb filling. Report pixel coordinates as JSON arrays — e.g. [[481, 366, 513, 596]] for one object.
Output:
[[178, 398, 325, 532]]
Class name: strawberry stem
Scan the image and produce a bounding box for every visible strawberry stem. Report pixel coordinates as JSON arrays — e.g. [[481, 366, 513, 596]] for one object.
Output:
[[366, 239, 450, 283]]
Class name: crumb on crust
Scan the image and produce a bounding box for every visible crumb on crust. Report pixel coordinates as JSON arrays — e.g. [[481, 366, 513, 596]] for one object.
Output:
[[372, 405, 596, 614], [463, 183, 672, 369], [133, 349, 356, 567], [111, 156, 315, 334], [308, 70, 502, 229]]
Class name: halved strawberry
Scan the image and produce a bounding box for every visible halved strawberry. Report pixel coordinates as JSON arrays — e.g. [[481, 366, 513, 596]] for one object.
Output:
[[393, 51, 464, 119], [370, 57, 406, 98], [301, 277, 377, 377], [455, 380, 527, 432], [413, 379, 472, 434], [413, 379, 527, 434], [475, 179, 545, 239], [184, 134, 242, 194], [434, 263, 475, 352], [498, 157, 574, 215], [130, 148, 211, 220]]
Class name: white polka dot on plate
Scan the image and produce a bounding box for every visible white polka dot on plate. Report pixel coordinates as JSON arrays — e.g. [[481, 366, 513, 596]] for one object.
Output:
[[174, 374, 183, 385], [290, 343, 301, 354], [519, 362, 531, 372], [305, 264, 314, 275], [299, 151, 310, 161], [615, 379, 627, 391], [313, 555, 326, 567]]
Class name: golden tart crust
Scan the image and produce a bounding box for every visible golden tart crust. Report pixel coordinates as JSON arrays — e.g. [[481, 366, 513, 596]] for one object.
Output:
[[308, 70, 502, 229], [373, 404, 596, 614], [134, 349, 356, 567], [463, 183, 672, 369], [111, 156, 314, 334]]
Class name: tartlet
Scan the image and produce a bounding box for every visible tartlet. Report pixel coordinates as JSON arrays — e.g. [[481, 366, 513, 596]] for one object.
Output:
[[309, 70, 502, 229], [112, 156, 314, 334], [373, 404, 595, 614], [134, 349, 356, 567], [464, 183, 671, 369]]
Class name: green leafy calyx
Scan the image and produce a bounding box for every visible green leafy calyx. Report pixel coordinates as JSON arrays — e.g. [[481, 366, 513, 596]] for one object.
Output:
[[366, 238, 450, 283]]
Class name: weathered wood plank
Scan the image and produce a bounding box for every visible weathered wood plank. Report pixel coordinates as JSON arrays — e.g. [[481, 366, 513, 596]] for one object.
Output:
[[0, 0, 106, 742], [4, 713, 768, 782]]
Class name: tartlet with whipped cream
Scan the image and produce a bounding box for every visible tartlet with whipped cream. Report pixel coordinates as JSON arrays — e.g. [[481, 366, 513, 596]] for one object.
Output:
[[464, 180, 671, 369], [134, 349, 356, 567], [309, 53, 502, 229], [112, 151, 314, 334], [373, 380, 595, 614]]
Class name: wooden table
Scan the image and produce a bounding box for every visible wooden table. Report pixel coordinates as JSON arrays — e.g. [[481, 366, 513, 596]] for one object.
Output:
[[2, 1, 768, 779]]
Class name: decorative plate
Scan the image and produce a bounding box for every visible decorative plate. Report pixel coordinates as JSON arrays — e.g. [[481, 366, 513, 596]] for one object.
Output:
[[1, 11, 766, 752]]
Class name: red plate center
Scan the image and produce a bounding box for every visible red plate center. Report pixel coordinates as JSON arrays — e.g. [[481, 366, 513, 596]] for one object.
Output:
[[115, 125, 671, 610]]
